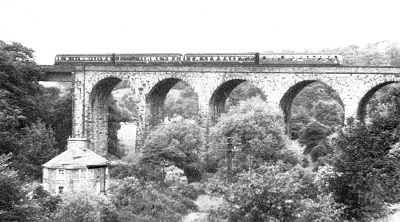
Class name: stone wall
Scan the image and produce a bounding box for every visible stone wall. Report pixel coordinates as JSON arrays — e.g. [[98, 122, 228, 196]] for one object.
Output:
[[69, 65, 400, 156], [42, 167, 109, 194]]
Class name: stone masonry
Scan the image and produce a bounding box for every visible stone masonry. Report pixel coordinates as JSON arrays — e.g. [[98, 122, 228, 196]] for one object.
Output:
[[44, 65, 400, 156]]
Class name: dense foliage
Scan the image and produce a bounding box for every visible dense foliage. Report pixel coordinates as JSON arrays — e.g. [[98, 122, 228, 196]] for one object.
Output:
[[207, 164, 343, 222], [329, 120, 400, 221], [109, 177, 197, 222], [0, 154, 29, 221], [225, 81, 267, 110], [205, 98, 344, 221], [142, 119, 203, 182], [207, 97, 297, 176], [41, 86, 73, 151], [108, 98, 131, 158], [164, 83, 199, 120], [0, 41, 63, 180]]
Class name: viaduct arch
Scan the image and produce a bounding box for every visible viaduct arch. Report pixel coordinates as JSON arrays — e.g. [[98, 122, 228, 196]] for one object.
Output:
[[279, 80, 346, 131], [41, 56, 400, 157]]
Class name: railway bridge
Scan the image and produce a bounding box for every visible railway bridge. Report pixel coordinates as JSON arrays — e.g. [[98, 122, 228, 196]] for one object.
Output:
[[41, 53, 400, 156]]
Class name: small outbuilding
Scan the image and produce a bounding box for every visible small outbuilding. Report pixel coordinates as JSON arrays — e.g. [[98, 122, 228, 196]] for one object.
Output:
[[42, 138, 109, 194]]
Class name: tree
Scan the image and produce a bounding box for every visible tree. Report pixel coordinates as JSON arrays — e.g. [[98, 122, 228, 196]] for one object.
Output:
[[163, 84, 199, 120], [205, 97, 345, 221], [208, 97, 297, 177], [298, 121, 331, 156], [311, 101, 343, 127], [0, 41, 47, 157], [322, 41, 400, 66], [13, 120, 59, 180], [206, 163, 343, 222], [0, 154, 33, 221], [0, 41, 45, 128], [108, 98, 131, 158], [0, 41, 65, 181], [164, 96, 199, 120], [330, 120, 400, 221], [142, 119, 203, 182], [289, 82, 344, 140], [43, 87, 73, 151], [225, 82, 266, 111], [366, 83, 400, 122]]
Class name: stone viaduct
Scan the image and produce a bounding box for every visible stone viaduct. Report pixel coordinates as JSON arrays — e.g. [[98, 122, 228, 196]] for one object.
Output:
[[41, 54, 400, 157]]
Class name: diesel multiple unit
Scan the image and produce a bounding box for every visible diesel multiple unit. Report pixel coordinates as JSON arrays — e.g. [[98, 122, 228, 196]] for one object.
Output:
[[54, 53, 342, 66]]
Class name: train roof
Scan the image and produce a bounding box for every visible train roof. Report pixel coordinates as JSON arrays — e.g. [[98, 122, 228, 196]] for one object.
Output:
[[258, 52, 341, 56], [184, 52, 256, 56], [55, 54, 114, 57], [56, 53, 183, 57], [116, 53, 184, 56]]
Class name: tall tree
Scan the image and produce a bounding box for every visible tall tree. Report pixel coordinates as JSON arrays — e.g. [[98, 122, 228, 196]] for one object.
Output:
[[208, 97, 297, 177], [142, 119, 203, 182], [13, 121, 58, 180], [330, 120, 400, 221]]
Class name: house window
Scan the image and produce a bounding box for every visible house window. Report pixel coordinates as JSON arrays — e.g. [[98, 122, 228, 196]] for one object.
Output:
[[72, 170, 79, 180], [88, 169, 94, 179], [58, 186, 64, 194], [57, 169, 65, 179], [80, 169, 87, 179]]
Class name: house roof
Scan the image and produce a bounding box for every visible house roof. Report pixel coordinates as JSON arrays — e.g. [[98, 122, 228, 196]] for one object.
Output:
[[42, 146, 109, 169]]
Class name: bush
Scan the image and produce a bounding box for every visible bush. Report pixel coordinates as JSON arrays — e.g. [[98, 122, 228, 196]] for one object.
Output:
[[206, 163, 343, 222], [32, 185, 62, 219], [110, 162, 165, 183], [110, 177, 197, 222], [49, 191, 118, 222], [170, 182, 204, 200]]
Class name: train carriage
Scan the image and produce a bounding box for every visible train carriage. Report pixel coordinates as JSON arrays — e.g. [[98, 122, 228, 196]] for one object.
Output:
[[115, 53, 183, 64], [258, 53, 342, 65], [55, 54, 115, 65], [183, 53, 257, 64]]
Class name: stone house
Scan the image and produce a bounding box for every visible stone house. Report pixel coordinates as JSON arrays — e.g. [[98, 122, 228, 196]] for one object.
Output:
[[42, 138, 109, 194]]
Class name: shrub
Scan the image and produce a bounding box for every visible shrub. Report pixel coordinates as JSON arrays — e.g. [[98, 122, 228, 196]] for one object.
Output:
[[206, 163, 343, 222], [48, 191, 118, 222], [170, 182, 204, 200], [110, 177, 197, 222], [110, 162, 165, 183]]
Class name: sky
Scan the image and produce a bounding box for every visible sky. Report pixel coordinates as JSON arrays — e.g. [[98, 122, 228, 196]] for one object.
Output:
[[0, 0, 399, 65]]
